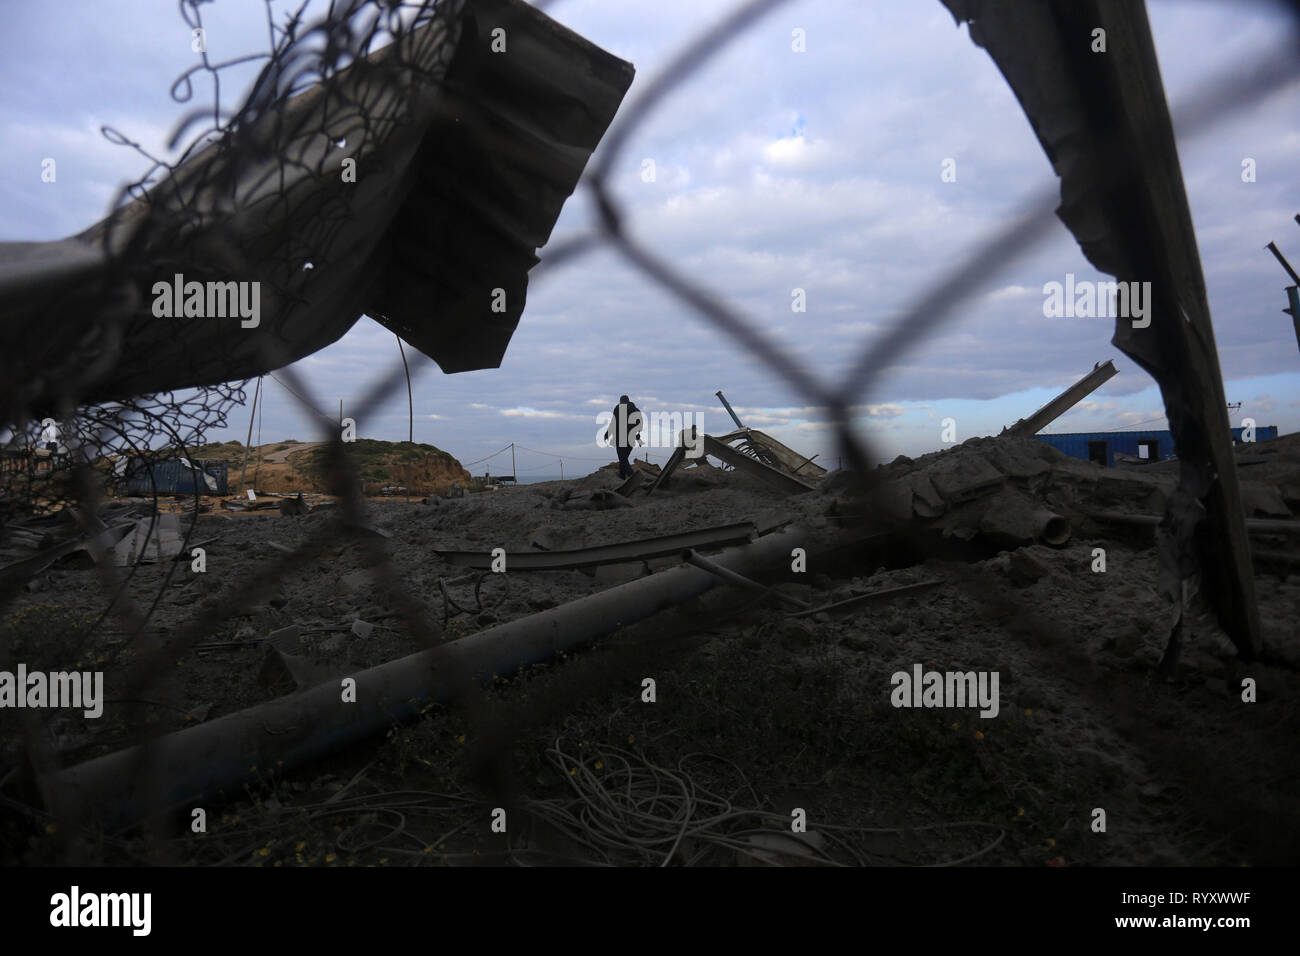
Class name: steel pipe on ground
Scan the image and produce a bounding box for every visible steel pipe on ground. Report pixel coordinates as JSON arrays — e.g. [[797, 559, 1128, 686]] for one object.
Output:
[[978, 490, 1071, 546], [40, 527, 806, 831], [1091, 510, 1300, 536]]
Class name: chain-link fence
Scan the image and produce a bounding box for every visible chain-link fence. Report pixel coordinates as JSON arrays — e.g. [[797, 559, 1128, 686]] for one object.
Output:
[[1, 0, 1298, 867]]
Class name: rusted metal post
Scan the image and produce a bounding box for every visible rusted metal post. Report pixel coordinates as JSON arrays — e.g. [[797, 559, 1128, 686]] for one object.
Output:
[[941, 0, 1263, 658]]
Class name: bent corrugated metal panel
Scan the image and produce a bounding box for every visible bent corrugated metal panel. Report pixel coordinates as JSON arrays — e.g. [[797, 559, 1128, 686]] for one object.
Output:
[[0, 0, 633, 424]]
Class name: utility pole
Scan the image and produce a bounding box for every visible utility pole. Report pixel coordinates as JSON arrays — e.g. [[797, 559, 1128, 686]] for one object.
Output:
[[395, 335, 414, 503], [510, 442, 516, 483], [239, 376, 261, 494], [396, 334, 413, 443], [560, 459, 564, 480]]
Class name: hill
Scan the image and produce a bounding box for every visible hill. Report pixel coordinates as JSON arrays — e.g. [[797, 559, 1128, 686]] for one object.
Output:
[[187, 438, 470, 496]]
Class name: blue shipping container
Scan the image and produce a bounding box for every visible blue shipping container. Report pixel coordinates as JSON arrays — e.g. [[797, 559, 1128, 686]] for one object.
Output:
[[119, 458, 229, 495], [1036, 427, 1278, 468]]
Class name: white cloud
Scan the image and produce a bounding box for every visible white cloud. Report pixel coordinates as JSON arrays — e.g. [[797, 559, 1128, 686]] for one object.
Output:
[[500, 407, 583, 420], [984, 284, 1035, 303], [762, 134, 830, 169]]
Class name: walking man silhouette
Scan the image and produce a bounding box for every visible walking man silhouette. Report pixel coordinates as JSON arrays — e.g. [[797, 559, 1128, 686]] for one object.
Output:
[[606, 395, 643, 479]]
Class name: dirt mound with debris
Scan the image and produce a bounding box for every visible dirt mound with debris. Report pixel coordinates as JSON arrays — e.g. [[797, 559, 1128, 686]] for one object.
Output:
[[2, 432, 1297, 866]]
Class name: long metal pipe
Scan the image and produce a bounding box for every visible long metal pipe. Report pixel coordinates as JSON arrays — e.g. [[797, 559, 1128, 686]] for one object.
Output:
[[1090, 510, 1300, 536], [979, 503, 1072, 546], [40, 527, 806, 831]]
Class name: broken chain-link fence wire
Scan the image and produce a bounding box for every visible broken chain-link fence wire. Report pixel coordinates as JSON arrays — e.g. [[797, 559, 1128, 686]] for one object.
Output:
[[1, 0, 1296, 865]]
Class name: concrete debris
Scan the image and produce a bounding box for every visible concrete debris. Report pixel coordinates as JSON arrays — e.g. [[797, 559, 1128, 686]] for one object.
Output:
[[925, 449, 1004, 504], [340, 570, 370, 594], [1238, 482, 1291, 519], [223, 496, 277, 512], [9, 427, 1298, 853], [557, 490, 634, 511], [909, 473, 947, 517], [258, 625, 349, 693], [108, 514, 185, 566], [1005, 549, 1054, 587], [278, 492, 310, 516]]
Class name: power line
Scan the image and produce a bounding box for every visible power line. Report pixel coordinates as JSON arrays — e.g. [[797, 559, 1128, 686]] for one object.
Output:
[[513, 443, 610, 462], [1109, 415, 1170, 431], [460, 443, 513, 467], [266, 372, 332, 421]]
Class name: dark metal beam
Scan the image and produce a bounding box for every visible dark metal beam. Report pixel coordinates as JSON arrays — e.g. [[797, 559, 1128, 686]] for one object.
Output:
[[434, 522, 757, 570], [1266, 241, 1300, 286], [683, 549, 810, 608], [715, 390, 746, 429], [702, 435, 816, 495], [786, 579, 944, 619], [644, 444, 687, 496]]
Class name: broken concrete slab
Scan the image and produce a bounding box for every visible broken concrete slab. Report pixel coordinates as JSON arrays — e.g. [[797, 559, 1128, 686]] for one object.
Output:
[[1239, 482, 1291, 518], [109, 514, 186, 566], [614, 471, 646, 497], [1006, 549, 1054, 587], [926, 452, 1004, 504], [877, 480, 914, 523], [909, 473, 947, 518], [259, 625, 349, 693], [559, 490, 635, 511], [982, 439, 1057, 480]]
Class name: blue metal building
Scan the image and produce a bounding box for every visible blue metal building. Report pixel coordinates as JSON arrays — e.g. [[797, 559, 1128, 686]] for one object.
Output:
[[1035, 427, 1278, 468]]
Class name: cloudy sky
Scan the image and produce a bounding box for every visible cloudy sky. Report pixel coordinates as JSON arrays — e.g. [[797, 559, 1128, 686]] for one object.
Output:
[[2, 0, 1297, 479]]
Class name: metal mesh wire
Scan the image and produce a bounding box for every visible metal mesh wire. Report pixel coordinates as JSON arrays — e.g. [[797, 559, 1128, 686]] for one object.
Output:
[[0, 0, 1297, 866]]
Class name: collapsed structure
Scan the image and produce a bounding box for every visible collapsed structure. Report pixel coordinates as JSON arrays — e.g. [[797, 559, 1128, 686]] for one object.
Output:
[[0, 0, 634, 425]]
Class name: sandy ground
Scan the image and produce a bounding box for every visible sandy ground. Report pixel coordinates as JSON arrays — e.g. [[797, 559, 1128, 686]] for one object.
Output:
[[2, 437, 1298, 866]]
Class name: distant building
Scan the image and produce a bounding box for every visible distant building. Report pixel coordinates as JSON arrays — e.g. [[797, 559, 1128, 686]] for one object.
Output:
[[1036, 426, 1278, 468], [0, 447, 28, 476]]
